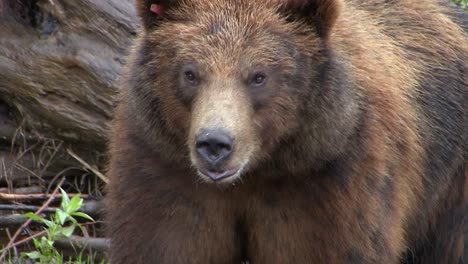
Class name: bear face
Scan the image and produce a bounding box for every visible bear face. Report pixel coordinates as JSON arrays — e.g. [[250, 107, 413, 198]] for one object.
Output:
[[129, 0, 360, 184], [108, 0, 467, 263]]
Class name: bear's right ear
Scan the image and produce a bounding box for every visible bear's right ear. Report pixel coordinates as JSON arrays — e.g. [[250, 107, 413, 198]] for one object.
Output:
[[281, 0, 342, 41], [135, 0, 178, 29]]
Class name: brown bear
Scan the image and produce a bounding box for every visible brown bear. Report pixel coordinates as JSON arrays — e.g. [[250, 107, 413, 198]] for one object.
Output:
[[106, 0, 467, 263]]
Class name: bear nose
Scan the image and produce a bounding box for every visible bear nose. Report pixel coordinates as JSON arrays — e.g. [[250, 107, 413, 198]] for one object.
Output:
[[195, 129, 233, 166]]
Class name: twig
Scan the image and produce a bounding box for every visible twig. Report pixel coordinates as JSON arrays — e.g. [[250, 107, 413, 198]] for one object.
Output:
[[55, 235, 110, 252], [0, 215, 30, 226], [5, 228, 18, 259], [46, 166, 81, 193], [1, 230, 48, 252], [0, 224, 105, 255], [67, 148, 108, 183], [0, 200, 103, 217], [38, 140, 63, 178], [0, 192, 89, 200], [2, 232, 109, 255], [0, 205, 56, 213], [0, 186, 42, 194], [0, 178, 65, 261]]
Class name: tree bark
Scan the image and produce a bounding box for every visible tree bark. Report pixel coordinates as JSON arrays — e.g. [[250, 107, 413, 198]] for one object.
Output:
[[0, 0, 139, 185]]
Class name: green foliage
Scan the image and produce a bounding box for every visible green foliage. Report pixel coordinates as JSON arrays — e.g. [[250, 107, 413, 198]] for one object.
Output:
[[20, 188, 100, 264], [452, 0, 468, 9]]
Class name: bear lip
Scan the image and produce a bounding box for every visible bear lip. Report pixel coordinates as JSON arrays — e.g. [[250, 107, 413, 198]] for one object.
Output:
[[199, 168, 240, 182]]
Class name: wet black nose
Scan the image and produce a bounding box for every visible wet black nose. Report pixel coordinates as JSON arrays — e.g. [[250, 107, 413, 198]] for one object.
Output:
[[195, 129, 233, 166]]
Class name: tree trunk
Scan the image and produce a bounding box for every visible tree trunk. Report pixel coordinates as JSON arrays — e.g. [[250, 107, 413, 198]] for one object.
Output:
[[0, 0, 139, 186]]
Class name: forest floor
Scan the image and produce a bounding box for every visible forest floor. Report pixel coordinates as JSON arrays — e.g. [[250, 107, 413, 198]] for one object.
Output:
[[0, 128, 107, 263]]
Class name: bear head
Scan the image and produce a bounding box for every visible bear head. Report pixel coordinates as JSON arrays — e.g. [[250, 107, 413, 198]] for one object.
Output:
[[128, 0, 360, 184]]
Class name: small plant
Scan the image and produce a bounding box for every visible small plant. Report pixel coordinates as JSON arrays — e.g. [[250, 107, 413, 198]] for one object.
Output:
[[452, 0, 468, 9], [21, 188, 94, 264]]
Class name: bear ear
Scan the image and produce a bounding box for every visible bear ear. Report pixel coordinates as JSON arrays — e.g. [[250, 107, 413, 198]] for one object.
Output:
[[135, 0, 179, 29], [282, 0, 342, 40]]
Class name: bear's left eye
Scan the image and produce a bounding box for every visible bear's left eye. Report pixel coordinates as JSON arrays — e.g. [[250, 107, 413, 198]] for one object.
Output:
[[184, 70, 198, 85], [251, 73, 267, 87]]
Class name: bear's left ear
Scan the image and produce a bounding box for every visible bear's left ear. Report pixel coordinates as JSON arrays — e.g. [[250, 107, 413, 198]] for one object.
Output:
[[282, 0, 342, 40], [135, 0, 180, 30]]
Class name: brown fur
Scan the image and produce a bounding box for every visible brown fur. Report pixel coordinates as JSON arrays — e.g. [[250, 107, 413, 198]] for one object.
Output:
[[106, 0, 467, 263]]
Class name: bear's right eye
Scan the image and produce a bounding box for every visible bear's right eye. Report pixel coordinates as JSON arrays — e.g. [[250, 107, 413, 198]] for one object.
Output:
[[250, 72, 267, 87], [184, 70, 198, 85]]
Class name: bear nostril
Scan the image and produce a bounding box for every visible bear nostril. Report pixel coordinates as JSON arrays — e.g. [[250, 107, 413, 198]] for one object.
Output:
[[196, 141, 210, 150], [195, 129, 234, 165], [217, 142, 232, 152]]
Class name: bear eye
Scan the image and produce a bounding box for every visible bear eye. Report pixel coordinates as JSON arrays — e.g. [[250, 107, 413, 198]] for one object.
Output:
[[251, 73, 267, 87], [184, 70, 198, 84]]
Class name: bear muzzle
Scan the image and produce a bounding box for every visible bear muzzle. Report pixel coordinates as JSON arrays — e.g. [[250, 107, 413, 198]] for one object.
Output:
[[195, 128, 240, 182]]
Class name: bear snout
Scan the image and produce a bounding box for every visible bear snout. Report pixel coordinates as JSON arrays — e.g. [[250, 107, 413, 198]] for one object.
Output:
[[195, 128, 234, 166], [195, 128, 241, 182]]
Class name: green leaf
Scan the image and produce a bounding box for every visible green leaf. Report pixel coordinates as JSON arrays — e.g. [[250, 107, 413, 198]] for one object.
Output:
[[59, 187, 70, 209], [24, 251, 41, 259], [46, 239, 54, 248], [68, 194, 83, 213], [61, 225, 75, 237], [55, 251, 64, 264], [43, 219, 55, 228], [71, 212, 94, 222], [56, 209, 68, 225], [32, 238, 41, 249], [24, 212, 43, 222], [69, 217, 79, 226], [40, 236, 49, 247]]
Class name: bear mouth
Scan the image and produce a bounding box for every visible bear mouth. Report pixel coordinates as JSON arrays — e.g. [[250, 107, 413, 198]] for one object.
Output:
[[198, 167, 240, 182]]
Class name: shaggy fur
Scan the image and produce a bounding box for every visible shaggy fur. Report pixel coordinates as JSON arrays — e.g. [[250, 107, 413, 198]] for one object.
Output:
[[106, 0, 467, 263]]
